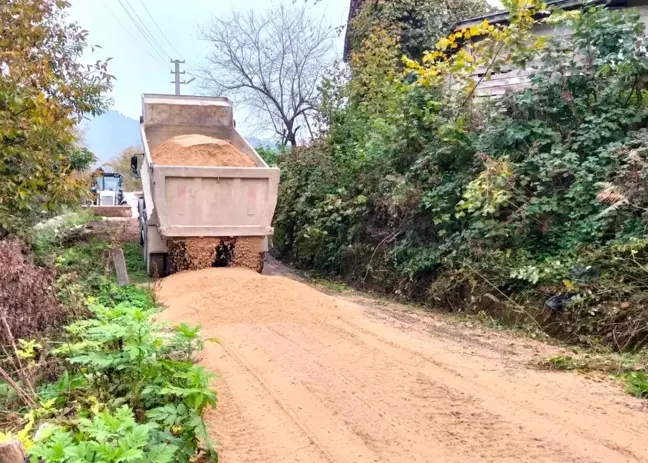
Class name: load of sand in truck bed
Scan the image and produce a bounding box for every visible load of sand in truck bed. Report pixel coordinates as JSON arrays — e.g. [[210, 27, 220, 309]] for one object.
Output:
[[151, 134, 256, 167]]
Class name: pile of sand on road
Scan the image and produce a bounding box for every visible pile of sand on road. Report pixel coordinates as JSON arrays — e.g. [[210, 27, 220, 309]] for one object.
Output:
[[151, 134, 256, 167], [156, 267, 352, 326]]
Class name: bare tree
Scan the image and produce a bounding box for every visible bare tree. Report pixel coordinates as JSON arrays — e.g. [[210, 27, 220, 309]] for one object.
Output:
[[199, 4, 335, 147]]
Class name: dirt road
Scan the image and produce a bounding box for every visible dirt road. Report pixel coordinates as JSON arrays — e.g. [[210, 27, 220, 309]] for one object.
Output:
[[157, 267, 648, 463]]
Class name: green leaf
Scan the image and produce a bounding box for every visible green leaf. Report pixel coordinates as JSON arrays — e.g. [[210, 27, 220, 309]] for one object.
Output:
[[147, 443, 179, 463]]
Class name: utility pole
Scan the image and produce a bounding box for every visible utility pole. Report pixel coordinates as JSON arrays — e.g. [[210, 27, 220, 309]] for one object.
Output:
[[170, 59, 195, 95]]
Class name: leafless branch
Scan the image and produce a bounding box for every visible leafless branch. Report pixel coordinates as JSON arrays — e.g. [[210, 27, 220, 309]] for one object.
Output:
[[198, 3, 335, 147], [1, 315, 36, 397]]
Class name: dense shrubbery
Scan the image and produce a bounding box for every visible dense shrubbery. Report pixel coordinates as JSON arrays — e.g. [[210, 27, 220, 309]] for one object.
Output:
[[346, 0, 489, 60], [26, 300, 217, 462], [0, 214, 217, 461], [275, 3, 648, 349]]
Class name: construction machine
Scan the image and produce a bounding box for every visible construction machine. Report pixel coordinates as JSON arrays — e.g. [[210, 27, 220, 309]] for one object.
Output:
[[88, 168, 132, 217], [91, 170, 126, 206]]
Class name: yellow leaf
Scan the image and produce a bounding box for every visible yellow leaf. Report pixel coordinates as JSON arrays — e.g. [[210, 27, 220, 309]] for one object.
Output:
[[436, 37, 451, 50], [563, 279, 575, 291], [39, 398, 57, 411]]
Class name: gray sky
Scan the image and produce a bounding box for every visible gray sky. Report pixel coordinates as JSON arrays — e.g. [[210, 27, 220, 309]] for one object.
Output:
[[69, 0, 350, 137]]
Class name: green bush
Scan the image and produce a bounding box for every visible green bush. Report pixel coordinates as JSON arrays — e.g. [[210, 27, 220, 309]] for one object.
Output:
[[2, 211, 217, 460], [122, 241, 149, 284], [33, 210, 96, 259], [274, 6, 648, 349], [29, 407, 178, 463], [624, 372, 648, 398], [29, 301, 217, 461], [256, 146, 283, 167], [346, 0, 489, 60]]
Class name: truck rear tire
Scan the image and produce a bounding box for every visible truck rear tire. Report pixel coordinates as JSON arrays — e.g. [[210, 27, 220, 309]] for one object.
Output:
[[148, 253, 169, 278]]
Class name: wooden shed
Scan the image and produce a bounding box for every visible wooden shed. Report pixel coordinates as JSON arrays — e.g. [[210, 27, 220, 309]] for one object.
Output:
[[453, 0, 648, 97]]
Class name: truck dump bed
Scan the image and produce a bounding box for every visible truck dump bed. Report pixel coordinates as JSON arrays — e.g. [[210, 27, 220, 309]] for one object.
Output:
[[139, 94, 280, 275]]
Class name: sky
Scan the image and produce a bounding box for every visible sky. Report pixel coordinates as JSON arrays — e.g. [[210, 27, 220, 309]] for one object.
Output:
[[69, 0, 350, 137]]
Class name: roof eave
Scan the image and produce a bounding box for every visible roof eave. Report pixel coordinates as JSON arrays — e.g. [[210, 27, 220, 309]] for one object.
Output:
[[453, 0, 622, 31]]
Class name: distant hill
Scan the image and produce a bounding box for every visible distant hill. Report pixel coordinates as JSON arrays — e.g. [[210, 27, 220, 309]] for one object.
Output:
[[80, 111, 141, 166], [246, 137, 274, 149], [81, 111, 272, 165]]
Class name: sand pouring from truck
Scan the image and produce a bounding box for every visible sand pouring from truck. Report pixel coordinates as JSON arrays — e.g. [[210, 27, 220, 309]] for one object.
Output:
[[131, 94, 280, 277]]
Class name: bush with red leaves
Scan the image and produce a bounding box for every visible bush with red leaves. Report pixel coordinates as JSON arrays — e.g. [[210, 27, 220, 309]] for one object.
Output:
[[0, 239, 65, 344]]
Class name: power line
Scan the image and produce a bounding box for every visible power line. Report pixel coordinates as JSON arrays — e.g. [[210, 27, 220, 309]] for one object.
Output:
[[115, 0, 171, 63], [137, 0, 184, 59], [116, 0, 169, 61], [98, 0, 168, 69], [124, 0, 171, 59], [121, 0, 172, 60]]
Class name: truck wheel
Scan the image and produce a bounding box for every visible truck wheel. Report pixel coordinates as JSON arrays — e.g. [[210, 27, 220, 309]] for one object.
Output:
[[142, 226, 148, 262], [148, 253, 168, 278], [258, 252, 265, 274]]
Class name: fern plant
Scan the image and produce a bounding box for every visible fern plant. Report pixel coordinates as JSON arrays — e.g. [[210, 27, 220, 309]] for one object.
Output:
[[173, 323, 204, 360], [29, 406, 178, 463], [33, 301, 218, 461]]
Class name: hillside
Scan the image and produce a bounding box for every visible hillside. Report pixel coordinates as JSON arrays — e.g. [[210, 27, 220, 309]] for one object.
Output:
[[80, 111, 141, 166]]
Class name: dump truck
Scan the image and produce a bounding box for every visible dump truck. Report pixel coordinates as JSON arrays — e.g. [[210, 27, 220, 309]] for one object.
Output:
[[133, 94, 280, 277]]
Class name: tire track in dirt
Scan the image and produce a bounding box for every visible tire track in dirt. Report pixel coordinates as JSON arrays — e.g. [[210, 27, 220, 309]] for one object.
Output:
[[200, 333, 328, 463], [332, 310, 648, 460], [329, 315, 645, 462], [157, 268, 648, 463], [231, 320, 565, 462], [214, 332, 337, 462]]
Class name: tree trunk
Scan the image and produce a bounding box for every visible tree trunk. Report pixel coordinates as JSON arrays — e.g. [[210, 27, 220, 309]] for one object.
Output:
[[0, 439, 25, 463]]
